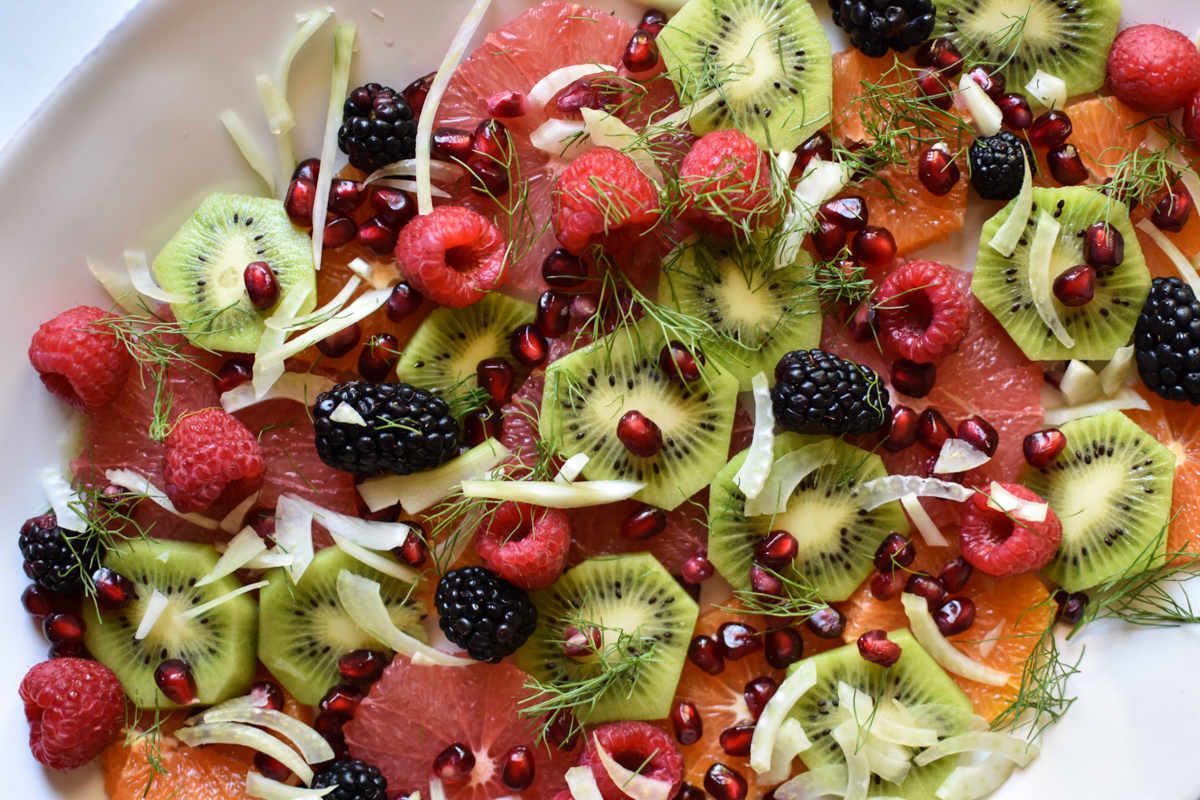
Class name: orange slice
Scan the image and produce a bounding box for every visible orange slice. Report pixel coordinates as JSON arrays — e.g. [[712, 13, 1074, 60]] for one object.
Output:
[[1124, 386, 1200, 557]]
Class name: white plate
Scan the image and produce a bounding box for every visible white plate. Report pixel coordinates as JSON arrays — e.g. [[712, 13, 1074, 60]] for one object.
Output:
[[2, 0, 1199, 798]]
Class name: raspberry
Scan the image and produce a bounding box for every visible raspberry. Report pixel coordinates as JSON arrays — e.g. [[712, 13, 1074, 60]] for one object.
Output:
[[1106, 24, 1200, 113], [475, 501, 570, 591], [958, 483, 1062, 579], [553, 147, 661, 257], [679, 129, 772, 235], [579, 721, 683, 800], [394, 206, 506, 308], [163, 408, 265, 513], [875, 260, 971, 363], [20, 658, 125, 770], [29, 306, 132, 414]]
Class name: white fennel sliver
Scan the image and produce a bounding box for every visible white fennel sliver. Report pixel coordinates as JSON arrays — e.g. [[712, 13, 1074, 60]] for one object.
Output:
[[1027, 209, 1074, 348], [750, 659, 816, 774], [106, 468, 220, 530], [530, 118, 590, 158], [902, 593, 1011, 686], [596, 743, 672, 800], [330, 402, 368, 426], [957, 73, 1003, 136], [41, 466, 87, 532], [222, 373, 334, 414], [337, 570, 472, 666], [125, 250, 189, 304], [199, 706, 334, 765], [135, 590, 171, 641], [196, 527, 268, 587], [1024, 69, 1067, 109], [1043, 386, 1149, 426], [310, 24, 357, 271], [246, 772, 336, 800], [528, 64, 616, 107], [220, 108, 276, 195], [853, 475, 973, 510], [1059, 360, 1103, 406], [358, 440, 510, 514], [745, 440, 834, 517], [555, 454, 590, 484], [732, 372, 776, 501], [460, 478, 644, 507], [178, 722, 312, 786], [987, 160, 1033, 257], [1100, 345, 1135, 398], [901, 493, 949, 547], [933, 439, 990, 475], [331, 532, 420, 584]]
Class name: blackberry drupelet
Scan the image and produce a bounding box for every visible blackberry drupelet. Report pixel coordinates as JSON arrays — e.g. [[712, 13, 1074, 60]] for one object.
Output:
[[968, 132, 1033, 201], [829, 0, 936, 58], [435, 566, 538, 663], [771, 349, 890, 436], [19, 514, 100, 595], [312, 381, 459, 476], [310, 759, 388, 800], [338, 84, 419, 173], [1134, 276, 1200, 404]]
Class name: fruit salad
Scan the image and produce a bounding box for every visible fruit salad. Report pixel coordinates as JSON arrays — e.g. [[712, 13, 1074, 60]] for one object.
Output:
[[15, 1, 1200, 799]]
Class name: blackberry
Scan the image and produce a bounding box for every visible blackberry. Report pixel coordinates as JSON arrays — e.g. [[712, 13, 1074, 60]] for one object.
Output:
[[310, 759, 388, 800], [1134, 276, 1200, 404], [968, 132, 1033, 201], [829, 0, 936, 58], [19, 514, 100, 595], [338, 84, 418, 173], [312, 381, 459, 476], [435, 566, 538, 663], [771, 349, 890, 436]]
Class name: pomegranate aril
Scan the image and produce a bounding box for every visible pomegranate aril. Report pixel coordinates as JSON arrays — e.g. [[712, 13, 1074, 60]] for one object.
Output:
[[996, 93, 1033, 129], [393, 527, 429, 568], [671, 700, 704, 745], [743, 676, 778, 720], [473, 119, 511, 162], [327, 179, 367, 216], [811, 216, 848, 260], [820, 196, 868, 231], [857, 629, 902, 667], [688, 634, 725, 674], [871, 570, 905, 601], [254, 753, 292, 783], [370, 186, 416, 227], [510, 323, 549, 367], [891, 358, 937, 398], [956, 415, 999, 457], [402, 72, 435, 114], [639, 8, 668, 35], [486, 90, 529, 118], [250, 680, 285, 712], [681, 553, 714, 585], [468, 157, 510, 197], [914, 37, 964, 76], [359, 333, 399, 383], [917, 408, 954, 452], [1024, 428, 1067, 469], [292, 158, 320, 183], [624, 29, 659, 72], [323, 216, 357, 249], [48, 641, 87, 659], [805, 607, 846, 639], [965, 66, 1005, 100], [1047, 144, 1088, 186], [242, 261, 281, 310], [916, 69, 954, 110], [905, 573, 948, 611], [934, 597, 976, 636], [1054, 589, 1088, 626], [617, 410, 663, 458], [501, 746, 535, 792], [705, 763, 749, 800], [1151, 188, 1193, 232], [1084, 222, 1124, 269], [659, 340, 706, 382], [938, 556, 974, 593], [795, 130, 834, 173], [476, 357, 517, 409], [561, 624, 602, 658], [215, 358, 254, 394], [316, 322, 361, 358], [750, 564, 783, 596], [851, 226, 897, 268], [313, 712, 346, 740], [918, 145, 960, 196], [544, 712, 580, 751], [92, 567, 136, 612], [284, 178, 316, 227], [719, 725, 756, 757], [385, 282, 424, 324], [536, 290, 571, 338], [43, 612, 85, 644], [873, 532, 916, 572], [432, 127, 476, 162], [716, 621, 762, 661], [21, 584, 74, 619], [357, 215, 400, 255], [319, 684, 364, 719], [753, 530, 799, 569], [542, 247, 587, 289], [337, 649, 388, 685], [764, 627, 804, 668], [881, 405, 919, 452], [154, 659, 197, 705], [1028, 110, 1073, 147], [1053, 264, 1096, 307], [848, 299, 878, 343], [434, 743, 476, 785], [622, 505, 667, 541], [556, 78, 623, 116]]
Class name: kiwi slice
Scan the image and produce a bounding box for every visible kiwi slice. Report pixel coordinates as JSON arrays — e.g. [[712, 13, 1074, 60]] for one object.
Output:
[[1020, 410, 1175, 592], [708, 432, 908, 602], [152, 193, 317, 353], [657, 0, 832, 151], [540, 327, 740, 511], [790, 629, 975, 799], [395, 291, 535, 406], [656, 240, 822, 391], [258, 546, 426, 705], [929, 0, 1121, 100], [972, 187, 1150, 361], [83, 539, 258, 709], [515, 553, 699, 724]]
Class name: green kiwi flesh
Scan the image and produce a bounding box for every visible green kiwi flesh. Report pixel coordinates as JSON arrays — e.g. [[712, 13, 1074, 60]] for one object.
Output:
[[1020, 410, 1175, 592], [929, 0, 1121, 101], [396, 291, 535, 406], [258, 546, 426, 705], [708, 432, 908, 602], [152, 194, 317, 353], [790, 629, 975, 800], [83, 539, 258, 709], [515, 553, 699, 723], [657, 0, 832, 151], [972, 187, 1150, 361], [656, 239, 822, 390], [540, 327, 740, 510]]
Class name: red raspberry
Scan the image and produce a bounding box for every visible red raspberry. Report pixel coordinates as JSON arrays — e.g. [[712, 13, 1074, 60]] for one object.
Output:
[[1106, 24, 1200, 113], [553, 147, 661, 257], [163, 408, 264, 513], [875, 260, 971, 364], [580, 721, 683, 800], [475, 500, 570, 591], [959, 483, 1062, 579], [20, 658, 125, 770], [679, 129, 772, 235], [29, 306, 132, 414], [395, 206, 506, 308]]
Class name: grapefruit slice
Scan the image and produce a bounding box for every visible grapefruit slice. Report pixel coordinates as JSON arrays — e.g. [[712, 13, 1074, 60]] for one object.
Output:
[[1124, 386, 1200, 556]]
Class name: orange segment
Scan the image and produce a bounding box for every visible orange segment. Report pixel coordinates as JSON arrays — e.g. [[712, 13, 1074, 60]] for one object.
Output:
[[102, 734, 253, 800], [1124, 386, 1200, 557], [1134, 203, 1200, 280], [841, 572, 1052, 722]]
